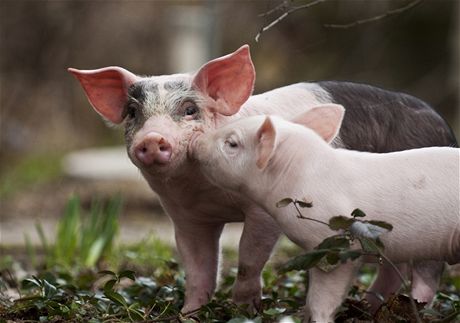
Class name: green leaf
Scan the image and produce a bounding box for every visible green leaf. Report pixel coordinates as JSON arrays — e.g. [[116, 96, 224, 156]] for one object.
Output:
[[119, 270, 136, 281], [103, 279, 117, 293], [338, 249, 363, 263], [227, 318, 250, 323], [358, 237, 380, 254], [263, 307, 286, 316], [351, 208, 366, 218], [326, 251, 340, 265], [281, 250, 328, 273], [43, 280, 58, 299], [104, 290, 127, 308], [98, 270, 117, 277], [84, 237, 106, 267], [329, 216, 354, 230], [375, 237, 385, 250], [296, 200, 313, 208], [316, 235, 350, 250], [128, 306, 145, 321], [316, 253, 339, 272], [367, 220, 393, 231], [23, 277, 42, 289], [276, 198, 294, 208]]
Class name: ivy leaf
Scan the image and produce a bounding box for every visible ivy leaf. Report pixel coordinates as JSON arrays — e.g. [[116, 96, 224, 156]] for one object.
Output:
[[276, 198, 294, 208], [103, 279, 117, 293], [104, 290, 127, 308], [23, 277, 43, 289], [358, 237, 380, 254], [316, 253, 340, 272], [280, 250, 328, 273], [339, 249, 363, 263], [375, 237, 385, 250], [263, 307, 286, 316], [350, 221, 389, 240], [316, 235, 350, 250], [329, 216, 354, 230], [351, 208, 366, 218], [367, 220, 393, 231], [127, 303, 144, 321], [118, 270, 136, 281], [43, 280, 58, 299], [98, 270, 117, 278]]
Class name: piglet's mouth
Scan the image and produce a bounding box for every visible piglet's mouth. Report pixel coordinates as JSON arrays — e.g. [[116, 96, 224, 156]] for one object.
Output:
[[187, 129, 204, 159]]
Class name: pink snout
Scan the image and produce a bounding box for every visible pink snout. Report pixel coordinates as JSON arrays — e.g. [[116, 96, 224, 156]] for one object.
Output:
[[134, 132, 172, 166]]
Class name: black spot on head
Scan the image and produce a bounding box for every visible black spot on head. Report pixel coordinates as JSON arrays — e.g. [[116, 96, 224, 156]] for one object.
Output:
[[128, 81, 159, 104], [128, 82, 147, 103]]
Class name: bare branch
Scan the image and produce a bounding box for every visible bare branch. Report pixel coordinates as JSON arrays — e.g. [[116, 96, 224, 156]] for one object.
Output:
[[258, 0, 291, 18], [324, 0, 422, 29], [255, 0, 327, 42]]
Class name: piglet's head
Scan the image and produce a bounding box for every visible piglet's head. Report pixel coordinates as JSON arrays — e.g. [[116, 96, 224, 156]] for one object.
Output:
[[68, 45, 255, 177], [190, 104, 345, 194]]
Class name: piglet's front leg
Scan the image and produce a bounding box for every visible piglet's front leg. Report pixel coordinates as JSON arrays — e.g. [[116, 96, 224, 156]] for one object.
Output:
[[174, 223, 224, 314], [232, 207, 282, 309], [306, 261, 359, 322]]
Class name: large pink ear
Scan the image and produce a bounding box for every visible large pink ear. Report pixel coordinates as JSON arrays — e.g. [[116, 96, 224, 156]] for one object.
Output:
[[256, 117, 277, 169], [68, 66, 139, 124], [192, 45, 255, 116], [291, 104, 345, 143]]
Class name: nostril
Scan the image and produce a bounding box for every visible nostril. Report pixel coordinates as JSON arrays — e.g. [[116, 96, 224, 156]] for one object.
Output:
[[134, 133, 172, 166]]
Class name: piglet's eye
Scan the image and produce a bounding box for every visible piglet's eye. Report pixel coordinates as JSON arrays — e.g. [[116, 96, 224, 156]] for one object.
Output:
[[184, 105, 198, 116], [225, 139, 238, 148], [127, 103, 138, 119]]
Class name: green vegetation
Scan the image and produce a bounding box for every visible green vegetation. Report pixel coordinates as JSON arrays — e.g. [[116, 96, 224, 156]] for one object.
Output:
[[0, 153, 63, 198], [25, 196, 120, 270], [0, 197, 459, 322]]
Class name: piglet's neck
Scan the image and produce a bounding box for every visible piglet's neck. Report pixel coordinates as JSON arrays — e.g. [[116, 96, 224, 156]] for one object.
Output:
[[253, 135, 341, 211]]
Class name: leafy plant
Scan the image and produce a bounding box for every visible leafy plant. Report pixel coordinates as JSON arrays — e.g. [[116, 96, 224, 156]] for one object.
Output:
[[277, 199, 392, 274], [1, 195, 458, 322], [276, 199, 435, 322], [25, 196, 121, 270]]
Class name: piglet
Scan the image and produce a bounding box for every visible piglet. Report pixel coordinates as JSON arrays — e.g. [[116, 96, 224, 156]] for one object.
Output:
[[190, 104, 460, 322], [68, 45, 457, 312]]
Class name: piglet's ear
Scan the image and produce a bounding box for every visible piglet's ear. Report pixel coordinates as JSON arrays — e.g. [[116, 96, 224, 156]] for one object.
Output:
[[192, 45, 255, 116], [291, 104, 345, 143], [68, 66, 139, 124], [256, 117, 277, 169]]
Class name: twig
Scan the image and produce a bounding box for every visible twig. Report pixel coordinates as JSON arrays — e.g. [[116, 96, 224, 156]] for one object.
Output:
[[324, 0, 422, 29], [258, 0, 291, 17], [255, 0, 327, 42], [292, 202, 330, 227]]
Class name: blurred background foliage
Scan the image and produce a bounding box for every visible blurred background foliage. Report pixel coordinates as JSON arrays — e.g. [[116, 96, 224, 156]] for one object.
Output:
[[1, 0, 458, 174]]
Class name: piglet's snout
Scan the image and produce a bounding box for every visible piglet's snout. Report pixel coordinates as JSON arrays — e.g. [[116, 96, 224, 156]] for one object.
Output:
[[134, 132, 172, 166]]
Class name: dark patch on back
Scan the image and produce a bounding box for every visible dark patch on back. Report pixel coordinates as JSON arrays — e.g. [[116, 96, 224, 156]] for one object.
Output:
[[318, 81, 458, 152], [164, 81, 186, 91]]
